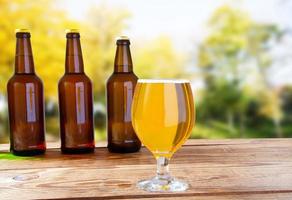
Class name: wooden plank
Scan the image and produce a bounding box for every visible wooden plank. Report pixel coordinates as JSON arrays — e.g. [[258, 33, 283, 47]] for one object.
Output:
[[1, 163, 292, 199], [1, 139, 292, 170], [0, 139, 292, 199], [122, 193, 292, 200], [1, 138, 290, 151], [54, 193, 292, 200]]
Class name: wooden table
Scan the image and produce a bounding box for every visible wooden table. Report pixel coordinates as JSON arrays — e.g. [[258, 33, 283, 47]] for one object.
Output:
[[1, 139, 292, 199]]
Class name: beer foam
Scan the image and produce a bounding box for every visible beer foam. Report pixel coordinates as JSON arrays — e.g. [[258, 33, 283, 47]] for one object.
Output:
[[138, 79, 190, 83]]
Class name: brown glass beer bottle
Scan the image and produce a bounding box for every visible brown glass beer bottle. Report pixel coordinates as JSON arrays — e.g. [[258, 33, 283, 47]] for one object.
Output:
[[58, 30, 95, 154], [7, 29, 46, 156], [106, 36, 141, 153]]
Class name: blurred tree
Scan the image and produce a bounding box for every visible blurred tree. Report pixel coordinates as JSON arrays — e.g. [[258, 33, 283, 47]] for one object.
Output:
[[198, 80, 242, 132], [246, 24, 284, 137], [0, 0, 77, 100], [257, 90, 283, 136], [198, 5, 251, 136], [281, 86, 292, 122], [197, 5, 284, 137]]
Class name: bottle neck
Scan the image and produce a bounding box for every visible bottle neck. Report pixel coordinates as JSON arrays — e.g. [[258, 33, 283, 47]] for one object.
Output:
[[65, 37, 84, 73], [114, 44, 133, 73], [15, 37, 35, 74]]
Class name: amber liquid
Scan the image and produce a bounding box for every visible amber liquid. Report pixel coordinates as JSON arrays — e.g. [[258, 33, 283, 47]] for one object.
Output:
[[7, 32, 46, 156], [107, 38, 141, 153], [132, 80, 195, 158], [58, 32, 95, 154]]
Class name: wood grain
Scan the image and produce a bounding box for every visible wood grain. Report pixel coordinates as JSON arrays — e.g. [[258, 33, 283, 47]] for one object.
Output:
[[0, 139, 292, 200]]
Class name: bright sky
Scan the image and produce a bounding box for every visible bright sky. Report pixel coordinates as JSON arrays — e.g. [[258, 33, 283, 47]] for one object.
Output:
[[60, 0, 292, 86]]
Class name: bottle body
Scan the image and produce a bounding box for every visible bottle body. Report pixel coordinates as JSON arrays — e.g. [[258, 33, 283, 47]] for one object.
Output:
[[107, 37, 141, 153], [107, 73, 141, 152], [7, 74, 46, 156], [58, 30, 95, 154], [7, 30, 46, 156], [58, 74, 95, 153]]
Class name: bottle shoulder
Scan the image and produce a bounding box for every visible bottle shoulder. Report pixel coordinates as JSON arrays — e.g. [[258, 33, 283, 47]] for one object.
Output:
[[59, 73, 92, 84], [7, 74, 43, 86], [107, 72, 138, 84]]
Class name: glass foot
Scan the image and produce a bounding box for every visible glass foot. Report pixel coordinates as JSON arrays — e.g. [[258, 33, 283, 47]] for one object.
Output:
[[137, 177, 189, 192]]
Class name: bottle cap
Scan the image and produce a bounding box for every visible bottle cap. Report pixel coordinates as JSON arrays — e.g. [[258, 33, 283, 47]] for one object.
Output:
[[65, 29, 80, 34], [117, 36, 129, 40], [66, 29, 80, 38], [15, 28, 30, 33], [116, 36, 130, 45], [15, 29, 30, 38]]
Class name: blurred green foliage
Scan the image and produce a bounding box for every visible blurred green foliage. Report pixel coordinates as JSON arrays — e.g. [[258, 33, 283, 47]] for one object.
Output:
[[196, 5, 292, 138]]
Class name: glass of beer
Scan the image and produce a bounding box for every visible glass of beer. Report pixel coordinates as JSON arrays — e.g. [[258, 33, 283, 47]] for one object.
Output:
[[132, 79, 195, 192]]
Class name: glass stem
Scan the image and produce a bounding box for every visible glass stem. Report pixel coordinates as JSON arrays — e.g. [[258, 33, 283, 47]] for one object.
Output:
[[156, 157, 171, 181]]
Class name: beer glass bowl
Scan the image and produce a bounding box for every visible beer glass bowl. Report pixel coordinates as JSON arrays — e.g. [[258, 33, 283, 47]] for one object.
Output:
[[132, 79, 195, 192]]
